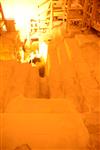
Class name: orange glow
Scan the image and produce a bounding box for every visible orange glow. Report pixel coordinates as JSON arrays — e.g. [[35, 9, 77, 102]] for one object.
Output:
[[1, 0, 50, 40], [28, 42, 48, 64], [39, 42, 48, 63], [20, 48, 24, 63], [2, 1, 34, 40], [18, 41, 48, 64], [13, 4, 39, 40], [30, 50, 40, 61]]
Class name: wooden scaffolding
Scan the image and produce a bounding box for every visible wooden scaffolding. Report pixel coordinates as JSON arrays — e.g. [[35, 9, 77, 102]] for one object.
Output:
[[91, 0, 100, 32], [30, 0, 53, 39], [83, 0, 93, 29], [52, 0, 65, 22], [30, 0, 66, 39], [83, 0, 100, 32], [0, 2, 7, 32], [64, 0, 84, 31]]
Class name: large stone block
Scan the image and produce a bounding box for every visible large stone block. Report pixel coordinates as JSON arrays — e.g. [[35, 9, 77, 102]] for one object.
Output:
[[2, 98, 89, 150], [75, 34, 99, 47]]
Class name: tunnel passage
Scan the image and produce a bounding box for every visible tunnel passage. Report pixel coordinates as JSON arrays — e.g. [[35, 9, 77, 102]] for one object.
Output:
[[0, 60, 51, 112], [24, 65, 50, 99]]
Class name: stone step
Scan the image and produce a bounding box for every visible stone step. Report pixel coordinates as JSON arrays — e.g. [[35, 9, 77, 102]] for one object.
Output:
[[1, 98, 89, 150]]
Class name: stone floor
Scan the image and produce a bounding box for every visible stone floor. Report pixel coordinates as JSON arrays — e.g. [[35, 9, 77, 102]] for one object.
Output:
[[0, 24, 100, 149]]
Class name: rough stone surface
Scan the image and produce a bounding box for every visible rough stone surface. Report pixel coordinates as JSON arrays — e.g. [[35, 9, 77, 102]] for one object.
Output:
[[2, 98, 89, 150], [0, 25, 100, 150]]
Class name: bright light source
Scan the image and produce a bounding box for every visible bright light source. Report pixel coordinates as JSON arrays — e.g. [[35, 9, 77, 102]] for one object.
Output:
[[1, 0, 50, 40], [39, 42, 48, 63], [30, 52, 34, 60], [19, 47, 24, 63]]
